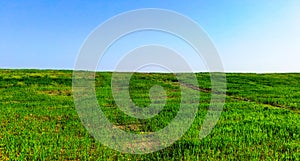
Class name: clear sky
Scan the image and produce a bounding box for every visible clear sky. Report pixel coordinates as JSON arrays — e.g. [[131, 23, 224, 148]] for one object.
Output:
[[1, 0, 299, 72]]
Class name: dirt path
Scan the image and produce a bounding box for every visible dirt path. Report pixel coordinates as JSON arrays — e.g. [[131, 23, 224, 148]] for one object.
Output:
[[178, 80, 300, 114]]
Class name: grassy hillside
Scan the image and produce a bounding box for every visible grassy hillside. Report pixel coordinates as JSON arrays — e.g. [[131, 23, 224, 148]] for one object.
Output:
[[0, 69, 299, 160]]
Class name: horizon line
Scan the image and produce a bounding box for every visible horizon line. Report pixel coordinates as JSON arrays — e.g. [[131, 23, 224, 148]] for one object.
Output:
[[1, 67, 300, 74]]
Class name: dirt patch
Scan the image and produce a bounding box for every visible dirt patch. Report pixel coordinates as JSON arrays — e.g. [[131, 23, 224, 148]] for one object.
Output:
[[39, 89, 72, 96], [178, 80, 211, 93], [113, 124, 142, 131]]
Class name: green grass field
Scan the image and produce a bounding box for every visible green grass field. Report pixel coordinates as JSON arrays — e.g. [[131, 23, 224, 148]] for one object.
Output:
[[0, 69, 299, 160]]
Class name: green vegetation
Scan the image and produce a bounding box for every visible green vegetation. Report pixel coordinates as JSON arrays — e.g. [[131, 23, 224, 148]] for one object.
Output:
[[0, 69, 299, 160]]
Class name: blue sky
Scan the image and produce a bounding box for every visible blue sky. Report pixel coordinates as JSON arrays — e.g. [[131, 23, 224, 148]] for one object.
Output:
[[1, 0, 299, 72]]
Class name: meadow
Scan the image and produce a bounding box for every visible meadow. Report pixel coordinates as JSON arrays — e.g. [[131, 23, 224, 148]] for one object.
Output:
[[0, 69, 299, 160]]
